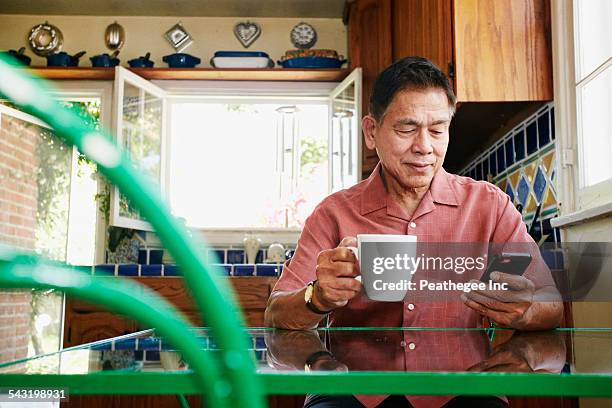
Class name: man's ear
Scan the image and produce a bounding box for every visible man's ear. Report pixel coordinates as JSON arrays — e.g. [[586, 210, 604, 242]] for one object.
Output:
[[362, 115, 378, 151]]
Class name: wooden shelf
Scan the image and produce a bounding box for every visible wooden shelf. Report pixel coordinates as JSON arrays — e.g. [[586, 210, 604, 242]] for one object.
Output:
[[26, 67, 350, 82]]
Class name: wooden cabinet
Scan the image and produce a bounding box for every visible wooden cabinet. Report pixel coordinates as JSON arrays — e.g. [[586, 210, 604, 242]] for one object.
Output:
[[392, 0, 553, 102], [348, 0, 554, 175], [347, 0, 392, 178], [392, 0, 454, 82], [452, 0, 553, 101], [63, 277, 276, 347]]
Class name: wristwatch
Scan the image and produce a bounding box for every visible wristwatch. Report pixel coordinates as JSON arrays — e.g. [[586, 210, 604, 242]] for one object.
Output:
[[304, 280, 330, 315]]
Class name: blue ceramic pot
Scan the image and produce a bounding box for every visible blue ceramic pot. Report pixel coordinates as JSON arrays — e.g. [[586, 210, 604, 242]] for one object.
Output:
[[90, 53, 120, 67], [1, 49, 31, 66], [162, 53, 201, 68], [128, 56, 154, 68], [47, 51, 86, 67]]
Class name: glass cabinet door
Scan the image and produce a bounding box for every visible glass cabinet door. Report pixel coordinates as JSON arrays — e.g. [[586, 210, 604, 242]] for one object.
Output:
[[111, 67, 167, 231], [329, 68, 362, 192]]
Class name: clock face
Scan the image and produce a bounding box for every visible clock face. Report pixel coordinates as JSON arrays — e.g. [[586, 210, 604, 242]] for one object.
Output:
[[290, 22, 317, 49]]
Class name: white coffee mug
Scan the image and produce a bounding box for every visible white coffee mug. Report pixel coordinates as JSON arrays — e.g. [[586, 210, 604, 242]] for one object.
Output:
[[348, 234, 417, 301]]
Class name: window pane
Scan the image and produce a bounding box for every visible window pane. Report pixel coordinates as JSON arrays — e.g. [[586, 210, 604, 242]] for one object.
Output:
[[574, 0, 612, 81], [119, 84, 162, 219], [578, 65, 612, 187], [169, 101, 328, 228]]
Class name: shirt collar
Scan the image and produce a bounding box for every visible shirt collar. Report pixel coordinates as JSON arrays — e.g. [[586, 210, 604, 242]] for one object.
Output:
[[360, 162, 459, 217]]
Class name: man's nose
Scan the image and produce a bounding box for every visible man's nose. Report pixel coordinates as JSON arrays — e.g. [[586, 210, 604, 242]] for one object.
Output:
[[411, 130, 434, 155]]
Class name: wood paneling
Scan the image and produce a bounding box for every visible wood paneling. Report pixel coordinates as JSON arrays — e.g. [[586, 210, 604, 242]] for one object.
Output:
[[348, 0, 393, 178], [392, 0, 454, 79], [453, 0, 553, 101], [63, 277, 277, 347]]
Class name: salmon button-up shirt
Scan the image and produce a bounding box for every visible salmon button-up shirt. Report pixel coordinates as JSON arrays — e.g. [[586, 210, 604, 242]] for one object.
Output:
[[272, 163, 554, 408]]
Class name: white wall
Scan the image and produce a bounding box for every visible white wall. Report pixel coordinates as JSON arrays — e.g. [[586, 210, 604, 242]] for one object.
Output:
[[0, 14, 347, 67]]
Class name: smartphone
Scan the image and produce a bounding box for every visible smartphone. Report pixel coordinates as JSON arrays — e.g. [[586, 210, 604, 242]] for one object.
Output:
[[480, 252, 532, 282]]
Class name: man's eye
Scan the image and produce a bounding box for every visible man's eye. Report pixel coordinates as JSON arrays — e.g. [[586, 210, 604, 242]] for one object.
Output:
[[430, 129, 444, 135], [396, 128, 416, 134]]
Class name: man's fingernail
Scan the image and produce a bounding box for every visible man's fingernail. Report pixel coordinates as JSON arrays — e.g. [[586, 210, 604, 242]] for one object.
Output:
[[491, 272, 499, 280], [460, 294, 467, 302]]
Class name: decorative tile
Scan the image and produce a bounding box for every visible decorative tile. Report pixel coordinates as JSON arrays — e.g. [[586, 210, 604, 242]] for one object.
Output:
[[149, 250, 163, 264], [543, 188, 557, 209], [517, 175, 530, 207], [233, 264, 255, 276], [533, 166, 547, 204], [207, 249, 226, 263], [496, 146, 506, 173], [138, 250, 148, 264], [118, 264, 139, 276], [227, 249, 245, 264], [141, 264, 163, 276], [505, 182, 515, 202], [524, 193, 537, 214], [514, 129, 526, 161], [542, 151, 554, 175], [524, 162, 537, 183], [551, 108, 555, 140], [508, 171, 520, 190], [497, 178, 507, 192], [505, 138, 515, 168], [538, 112, 550, 147], [526, 121, 538, 154], [164, 264, 179, 276], [256, 263, 282, 276], [94, 264, 116, 276], [213, 264, 232, 276], [489, 151, 497, 176]]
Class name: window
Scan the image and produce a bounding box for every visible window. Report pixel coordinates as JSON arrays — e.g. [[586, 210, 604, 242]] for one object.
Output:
[[168, 100, 329, 228], [573, 1, 612, 192], [110, 67, 362, 232]]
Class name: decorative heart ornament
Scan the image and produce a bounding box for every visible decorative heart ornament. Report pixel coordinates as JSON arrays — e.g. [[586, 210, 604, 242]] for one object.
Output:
[[234, 21, 261, 48]]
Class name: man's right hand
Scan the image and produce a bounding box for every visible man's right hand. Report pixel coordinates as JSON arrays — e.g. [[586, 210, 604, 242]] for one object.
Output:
[[312, 236, 363, 312]]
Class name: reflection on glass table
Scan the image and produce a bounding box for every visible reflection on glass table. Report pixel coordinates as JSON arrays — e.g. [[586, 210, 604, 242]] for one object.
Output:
[[1, 328, 611, 399]]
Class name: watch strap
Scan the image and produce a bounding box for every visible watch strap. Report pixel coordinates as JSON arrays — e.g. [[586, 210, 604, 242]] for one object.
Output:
[[306, 281, 330, 315]]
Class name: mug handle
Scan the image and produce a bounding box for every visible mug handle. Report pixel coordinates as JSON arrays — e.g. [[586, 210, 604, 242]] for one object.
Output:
[[346, 246, 362, 283]]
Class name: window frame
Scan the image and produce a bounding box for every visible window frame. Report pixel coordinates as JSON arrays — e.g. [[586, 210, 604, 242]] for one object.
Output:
[[551, 0, 612, 229]]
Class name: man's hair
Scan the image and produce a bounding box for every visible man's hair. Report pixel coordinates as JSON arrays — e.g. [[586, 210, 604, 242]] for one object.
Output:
[[368, 56, 457, 121]]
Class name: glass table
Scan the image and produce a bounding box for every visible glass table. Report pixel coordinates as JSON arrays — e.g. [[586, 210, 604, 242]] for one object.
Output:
[[0, 327, 611, 399]]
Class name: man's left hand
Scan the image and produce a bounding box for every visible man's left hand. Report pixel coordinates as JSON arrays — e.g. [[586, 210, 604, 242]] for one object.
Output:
[[461, 271, 535, 329]]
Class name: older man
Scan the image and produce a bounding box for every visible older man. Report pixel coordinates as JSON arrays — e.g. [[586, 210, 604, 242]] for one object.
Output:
[[264, 57, 563, 407]]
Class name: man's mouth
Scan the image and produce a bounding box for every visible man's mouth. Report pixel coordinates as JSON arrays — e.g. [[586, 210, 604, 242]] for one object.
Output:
[[404, 162, 433, 173]]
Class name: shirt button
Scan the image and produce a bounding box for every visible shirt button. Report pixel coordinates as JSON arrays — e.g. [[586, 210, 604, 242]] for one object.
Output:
[[400, 340, 407, 347], [409, 222, 417, 228], [408, 342, 416, 350], [407, 303, 415, 311]]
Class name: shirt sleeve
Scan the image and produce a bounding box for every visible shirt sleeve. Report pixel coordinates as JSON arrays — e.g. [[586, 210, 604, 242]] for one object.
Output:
[[490, 190, 556, 290], [271, 203, 339, 293]]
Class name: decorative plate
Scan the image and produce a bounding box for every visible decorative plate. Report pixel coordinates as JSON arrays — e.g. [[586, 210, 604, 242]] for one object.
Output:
[[290, 22, 317, 49], [28, 21, 63, 56], [234, 21, 261, 48]]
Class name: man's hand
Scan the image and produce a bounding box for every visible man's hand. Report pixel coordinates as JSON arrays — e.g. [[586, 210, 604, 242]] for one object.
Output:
[[312, 236, 363, 312], [468, 331, 566, 373], [461, 271, 535, 329]]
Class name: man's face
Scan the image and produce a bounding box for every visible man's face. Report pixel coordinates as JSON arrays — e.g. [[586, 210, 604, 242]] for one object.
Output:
[[363, 88, 453, 190]]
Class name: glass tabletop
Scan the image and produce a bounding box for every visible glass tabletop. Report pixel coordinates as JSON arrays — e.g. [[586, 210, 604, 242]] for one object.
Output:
[[1, 327, 611, 397]]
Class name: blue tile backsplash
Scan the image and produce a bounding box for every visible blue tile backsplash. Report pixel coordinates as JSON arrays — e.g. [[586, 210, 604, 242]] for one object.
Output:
[[459, 103, 563, 269]]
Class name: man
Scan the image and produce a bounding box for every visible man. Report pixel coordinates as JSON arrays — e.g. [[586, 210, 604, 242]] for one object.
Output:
[[264, 57, 563, 407]]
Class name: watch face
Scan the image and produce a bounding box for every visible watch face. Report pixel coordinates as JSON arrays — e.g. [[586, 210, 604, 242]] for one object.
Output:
[[290, 22, 317, 49]]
